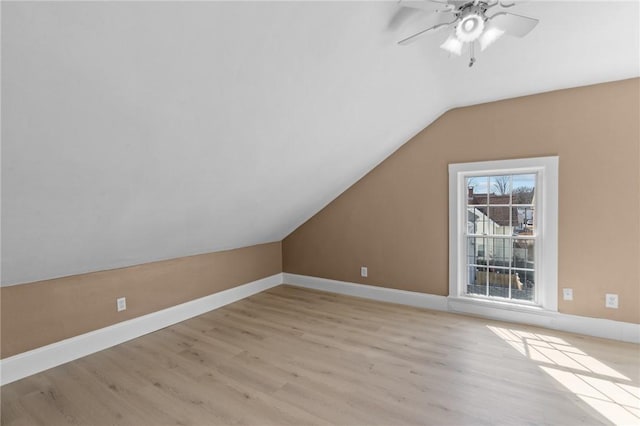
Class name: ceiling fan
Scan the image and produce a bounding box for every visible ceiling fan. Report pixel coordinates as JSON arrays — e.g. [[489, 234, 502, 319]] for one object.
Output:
[[393, 0, 538, 67]]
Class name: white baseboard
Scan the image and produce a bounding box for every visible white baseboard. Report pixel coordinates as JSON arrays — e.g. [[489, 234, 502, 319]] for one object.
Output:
[[0, 273, 284, 386], [4, 272, 638, 386], [447, 296, 640, 343], [283, 273, 449, 311], [284, 273, 640, 344]]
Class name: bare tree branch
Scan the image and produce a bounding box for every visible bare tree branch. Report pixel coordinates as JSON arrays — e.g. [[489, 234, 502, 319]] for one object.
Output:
[[492, 176, 510, 195]]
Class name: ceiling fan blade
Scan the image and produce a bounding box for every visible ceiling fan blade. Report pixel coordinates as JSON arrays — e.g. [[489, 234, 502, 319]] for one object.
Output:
[[498, 0, 532, 8], [389, 0, 454, 29], [399, 0, 452, 12], [488, 12, 539, 37], [397, 11, 457, 45]]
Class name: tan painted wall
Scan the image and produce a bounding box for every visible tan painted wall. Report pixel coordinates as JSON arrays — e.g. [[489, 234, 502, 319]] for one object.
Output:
[[1, 242, 282, 358], [283, 78, 640, 324]]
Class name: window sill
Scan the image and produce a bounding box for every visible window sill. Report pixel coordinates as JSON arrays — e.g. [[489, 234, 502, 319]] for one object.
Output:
[[447, 295, 558, 326]]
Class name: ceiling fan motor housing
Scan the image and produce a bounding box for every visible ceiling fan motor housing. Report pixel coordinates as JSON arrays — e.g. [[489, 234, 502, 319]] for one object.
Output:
[[455, 2, 490, 42]]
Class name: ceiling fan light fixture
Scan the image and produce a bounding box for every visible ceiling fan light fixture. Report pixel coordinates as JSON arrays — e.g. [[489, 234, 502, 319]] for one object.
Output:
[[394, 0, 539, 66], [455, 13, 485, 43], [440, 34, 464, 56], [479, 26, 505, 51]]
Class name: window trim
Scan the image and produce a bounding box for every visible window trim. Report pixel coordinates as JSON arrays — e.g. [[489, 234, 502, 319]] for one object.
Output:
[[448, 156, 559, 312]]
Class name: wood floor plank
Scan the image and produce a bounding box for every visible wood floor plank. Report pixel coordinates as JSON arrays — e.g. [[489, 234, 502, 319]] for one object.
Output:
[[2, 284, 638, 425]]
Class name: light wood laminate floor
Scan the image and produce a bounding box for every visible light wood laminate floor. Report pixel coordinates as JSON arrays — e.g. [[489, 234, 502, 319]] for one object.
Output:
[[2, 285, 639, 425]]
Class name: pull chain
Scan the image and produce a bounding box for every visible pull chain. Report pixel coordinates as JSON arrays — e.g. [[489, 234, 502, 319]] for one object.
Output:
[[469, 41, 476, 67]]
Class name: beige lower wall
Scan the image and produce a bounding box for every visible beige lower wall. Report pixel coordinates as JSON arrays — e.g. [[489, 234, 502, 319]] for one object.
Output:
[[1, 241, 282, 358], [283, 78, 640, 324]]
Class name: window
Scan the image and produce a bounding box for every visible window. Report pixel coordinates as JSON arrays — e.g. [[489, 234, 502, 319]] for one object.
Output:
[[449, 157, 558, 311]]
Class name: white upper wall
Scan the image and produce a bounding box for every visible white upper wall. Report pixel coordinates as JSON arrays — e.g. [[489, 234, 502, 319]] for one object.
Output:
[[2, 1, 638, 285]]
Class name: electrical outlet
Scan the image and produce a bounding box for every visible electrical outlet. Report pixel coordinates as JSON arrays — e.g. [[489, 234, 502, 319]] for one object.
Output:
[[360, 266, 368, 278], [562, 288, 573, 301], [605, 293, 618, 309], [117, 297, 127, 312]]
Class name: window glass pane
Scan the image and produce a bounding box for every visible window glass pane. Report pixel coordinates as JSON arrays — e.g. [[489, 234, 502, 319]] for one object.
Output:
[[513, 239, 535, 270], [487, 270, 510, 298], [514, 207, 535, 235], [466, 237, 486, 266], [512, 174, 536, 204], [466, 207, 487, 235], [467, 265, 488, 296], [512, 268, 535, 302], [467, 233, 488, 297], [489, 175, 511, 204], [467, 176, 488, 205], [487, 237, 511, 268], [486, 206, 513, 235], [506, 270, 529, 300]]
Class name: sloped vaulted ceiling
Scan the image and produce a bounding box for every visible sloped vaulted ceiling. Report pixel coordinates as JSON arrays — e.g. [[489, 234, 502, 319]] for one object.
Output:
[[2, 1, 638, 285]]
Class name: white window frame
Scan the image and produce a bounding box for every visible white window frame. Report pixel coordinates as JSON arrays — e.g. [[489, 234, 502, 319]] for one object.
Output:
[[448, 156, 558, 312]]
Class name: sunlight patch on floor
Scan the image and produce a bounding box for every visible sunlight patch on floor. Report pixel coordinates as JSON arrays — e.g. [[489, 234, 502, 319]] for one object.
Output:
[[488, 325, 640, 425]]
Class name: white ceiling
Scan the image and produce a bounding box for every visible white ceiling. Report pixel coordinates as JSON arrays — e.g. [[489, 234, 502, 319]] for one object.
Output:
[[2, 1, 638, 285]]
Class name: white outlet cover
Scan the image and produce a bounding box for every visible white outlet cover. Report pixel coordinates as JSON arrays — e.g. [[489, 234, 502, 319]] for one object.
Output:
[[562, 288, 573, 301], [117, 297, 127, 312], [360, 266, 368, 278], [605, 293, 619, 309]]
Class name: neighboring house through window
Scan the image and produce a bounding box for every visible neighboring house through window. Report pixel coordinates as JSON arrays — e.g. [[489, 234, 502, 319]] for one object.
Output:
[[449, 157, 558, 312]]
